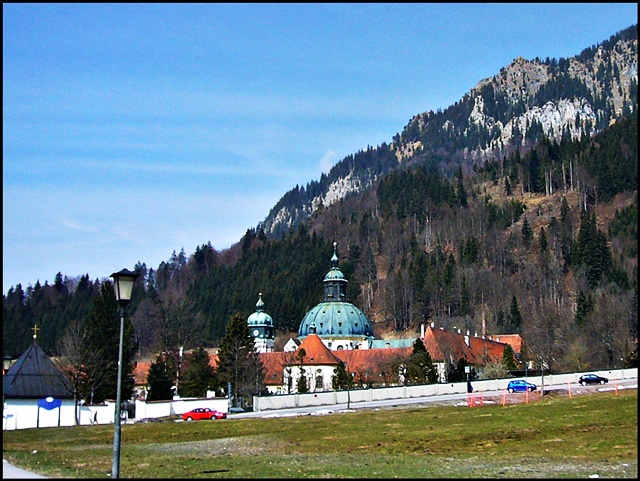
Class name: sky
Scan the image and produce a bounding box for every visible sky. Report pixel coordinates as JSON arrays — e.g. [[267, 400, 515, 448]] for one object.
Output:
[[3, 3, 637, 293]]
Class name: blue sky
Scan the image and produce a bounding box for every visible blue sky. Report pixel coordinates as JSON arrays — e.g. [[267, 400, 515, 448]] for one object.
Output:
[[3, 3, 637, 293]]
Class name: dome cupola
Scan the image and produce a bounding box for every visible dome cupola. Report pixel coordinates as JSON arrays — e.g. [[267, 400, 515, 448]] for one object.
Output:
[[298, 242, 374, 350], [247, 293, 275, 353]]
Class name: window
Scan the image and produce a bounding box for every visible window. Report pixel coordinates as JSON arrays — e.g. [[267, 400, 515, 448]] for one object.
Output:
[[316, 376, 324, 389]]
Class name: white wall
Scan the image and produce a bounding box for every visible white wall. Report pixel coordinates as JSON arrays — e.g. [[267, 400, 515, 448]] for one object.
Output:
[[3, 400, 134, 431], [3, 399, 80, 431], [253, 368, 637, 412], [3, 396, 231, 430], [134, 397, 229, 421]]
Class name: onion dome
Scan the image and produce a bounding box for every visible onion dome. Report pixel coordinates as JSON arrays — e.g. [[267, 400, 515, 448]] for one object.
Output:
[[248, 293, 273, 327], [298, 242, 374, 341]]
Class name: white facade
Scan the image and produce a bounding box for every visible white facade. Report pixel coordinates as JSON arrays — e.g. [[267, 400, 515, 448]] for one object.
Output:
[[321, 336, 372, 351], [254, 336, 275, 354], [283, 364, 338, 394]]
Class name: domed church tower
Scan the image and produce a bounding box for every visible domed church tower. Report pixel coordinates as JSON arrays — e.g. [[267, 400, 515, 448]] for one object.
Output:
[[247, 293, 275, 353], [298, 242, 374, 350]]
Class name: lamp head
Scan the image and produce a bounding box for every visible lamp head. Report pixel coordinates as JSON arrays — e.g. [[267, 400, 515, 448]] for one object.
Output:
[[110, 268, 139, 306]]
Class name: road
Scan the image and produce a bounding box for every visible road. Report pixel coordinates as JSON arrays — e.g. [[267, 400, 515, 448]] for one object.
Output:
[[229, 379, 637, 419], [3, 459, 47, 479]]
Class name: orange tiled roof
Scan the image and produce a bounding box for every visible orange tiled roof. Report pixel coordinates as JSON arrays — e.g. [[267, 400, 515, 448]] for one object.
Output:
[[133, 362, 150, 386], [135, 327, 514, 388], [259, 351, 291, 385], [335, 347, 411, 384], [294, 334, 342, 365], [468, 335, 507, 363], [423, 325, 507, 365], [491, 334, 523, 354], [133, 352, 219, 387]]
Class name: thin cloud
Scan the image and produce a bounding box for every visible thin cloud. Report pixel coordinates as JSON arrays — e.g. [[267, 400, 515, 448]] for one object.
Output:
[[319, 150, 338, 175]]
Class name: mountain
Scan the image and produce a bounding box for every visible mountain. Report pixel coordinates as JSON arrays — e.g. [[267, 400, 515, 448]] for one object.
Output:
[[4, 25, 637, 377], [259, 24, 637, 240]]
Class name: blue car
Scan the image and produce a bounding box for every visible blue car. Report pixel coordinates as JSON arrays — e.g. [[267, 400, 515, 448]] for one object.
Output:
[[507, 379, 537, 393]]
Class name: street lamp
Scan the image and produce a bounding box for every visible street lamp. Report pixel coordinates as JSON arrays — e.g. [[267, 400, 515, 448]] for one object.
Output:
[[110, 268, 138, 479], [3, 355, 13, 374]]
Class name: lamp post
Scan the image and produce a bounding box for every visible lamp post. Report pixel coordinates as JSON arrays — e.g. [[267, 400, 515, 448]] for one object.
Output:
[[110, 268, 138, 480], [3, 355, 13, 375]]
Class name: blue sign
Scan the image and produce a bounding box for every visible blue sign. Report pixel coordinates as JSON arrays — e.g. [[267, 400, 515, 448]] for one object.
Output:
[[37, 397, 62, 410]]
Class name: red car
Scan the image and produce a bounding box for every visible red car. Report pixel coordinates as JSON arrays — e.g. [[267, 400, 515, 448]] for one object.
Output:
[[181, 407, 227, 421]]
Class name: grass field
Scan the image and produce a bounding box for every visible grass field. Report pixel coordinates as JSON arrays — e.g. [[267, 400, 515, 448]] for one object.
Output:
[[2, 389, 637, 478]]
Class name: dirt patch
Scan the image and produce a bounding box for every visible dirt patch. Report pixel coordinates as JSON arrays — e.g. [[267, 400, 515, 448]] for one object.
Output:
[[145, 434, 285, 456]]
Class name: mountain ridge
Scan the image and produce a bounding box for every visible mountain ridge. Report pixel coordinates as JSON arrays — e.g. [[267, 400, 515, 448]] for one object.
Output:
[[259, 24, 637, 240]]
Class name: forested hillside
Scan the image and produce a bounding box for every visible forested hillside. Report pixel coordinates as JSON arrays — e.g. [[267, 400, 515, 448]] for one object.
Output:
[[3, 26, 637, 377]]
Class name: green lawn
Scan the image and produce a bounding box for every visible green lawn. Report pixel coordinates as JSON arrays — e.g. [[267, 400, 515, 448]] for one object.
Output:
[[3, 389, 637, 478]]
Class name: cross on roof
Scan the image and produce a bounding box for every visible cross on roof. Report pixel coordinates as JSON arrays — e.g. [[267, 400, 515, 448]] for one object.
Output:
[[32, 324, 40, 340]]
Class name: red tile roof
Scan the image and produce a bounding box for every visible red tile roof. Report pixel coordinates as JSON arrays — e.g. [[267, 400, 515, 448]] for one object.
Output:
[[135, 327, 514, 388], [294, 334, 342, 365], [133, 362, 151, 386], [423, 325, 508, 365], [335, 347, 411, 385], [491, 334, 524, 354]]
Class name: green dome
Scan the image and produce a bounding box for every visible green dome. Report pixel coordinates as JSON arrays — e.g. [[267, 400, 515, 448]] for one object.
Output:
[[248, 293, 273, 327], [298, 242, 373, 339], [299, 301, 373, 338]]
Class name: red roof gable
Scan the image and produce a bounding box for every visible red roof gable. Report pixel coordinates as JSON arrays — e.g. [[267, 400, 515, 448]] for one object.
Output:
[[423, 325, 507, 365], [491, 334, 523, 354], [295, 334, 342, 366]]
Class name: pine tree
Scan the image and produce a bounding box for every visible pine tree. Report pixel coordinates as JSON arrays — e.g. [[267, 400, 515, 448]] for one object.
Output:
[[446, 357, 475, 383], [82, 282, 136, 405], [332, 361, 350, 390], [574, 209, 613, 288], [502, 344, 518, 371], [505, 177, 512, 196], [216, 313, 263, 408], [146, 353, 175, 401], [456, 166, 468, 207], [406, 338, 438, 384], [521, 216, 533, 247], [507, 295, 522, 333], [575, 290, 594, 326], [539, 226, 548, 254], [181, 346, 215, 398], [560, 196, 570, 221]]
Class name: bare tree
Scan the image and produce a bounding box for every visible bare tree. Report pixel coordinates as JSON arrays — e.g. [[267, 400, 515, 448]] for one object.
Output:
[[57, 318, 106, 423]]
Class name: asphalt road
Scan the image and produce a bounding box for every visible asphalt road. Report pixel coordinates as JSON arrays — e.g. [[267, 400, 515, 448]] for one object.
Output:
[[3, 459, 47, 479]]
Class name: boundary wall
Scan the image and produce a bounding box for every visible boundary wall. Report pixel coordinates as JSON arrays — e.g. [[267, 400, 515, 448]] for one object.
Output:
[[252, 368, 637, 412], [133, 397, 229, 421], [3, 397, 229, 430]]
